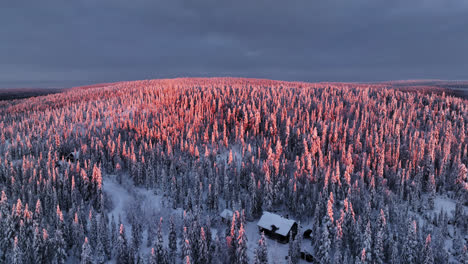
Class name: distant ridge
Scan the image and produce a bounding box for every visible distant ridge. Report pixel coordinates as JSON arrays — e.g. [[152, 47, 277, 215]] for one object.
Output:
[[2, 77, 467, 102]]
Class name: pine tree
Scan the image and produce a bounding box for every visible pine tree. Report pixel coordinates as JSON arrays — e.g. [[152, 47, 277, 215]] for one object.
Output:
[[362, 222, 372, 263], [263, 166, 273, 211], [116, 224, 129, 264], [149, 248, 158, 264], [317, 215, 331, 264], [427, 173, 436, 210], [403, 220, 419, 264], [213, 232, 228, 264], [288, 231, 300, 264], [95, 239, 107, 264], [459, 245, 467, 264], [333, 249, 343, 264], [71, 212, 84, 257], [12, 236, 23, 264], [374, 228, 384, 264], [98, 213, 111, 259], [432, 230, 448, 264], [80, 237, 93, 264], [235, 222, 248, 264], [254, 232, 268, 264], [131, 220, 143, 257], [146, 220, 156, 247], [198, 227, 209, 264], [53, 227, 67, 264], [89, 210, 98, 248], [454, 200, 465, 228], [155, 217, 167, 264], [168, 216, 177, 264], [32, 226, 45, 264], [422, 234, 434, 264], [182, 238, 192, 264], [390, 239, 400, 264]]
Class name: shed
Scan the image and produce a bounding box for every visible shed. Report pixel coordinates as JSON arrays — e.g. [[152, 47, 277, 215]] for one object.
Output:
[[257, 211, 298, 243], [220, 209, 234, 222], [66, 151, 80, 162], [303, 229, 313, 239]]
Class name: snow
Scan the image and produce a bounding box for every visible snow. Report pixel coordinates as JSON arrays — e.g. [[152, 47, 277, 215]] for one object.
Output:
[[433, 196, 457, 217], [102, 177, 134, 223], [257, 211, 296, 237]]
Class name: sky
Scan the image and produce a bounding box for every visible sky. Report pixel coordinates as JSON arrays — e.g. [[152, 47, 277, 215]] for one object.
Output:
[[1, 0, 467, 88]]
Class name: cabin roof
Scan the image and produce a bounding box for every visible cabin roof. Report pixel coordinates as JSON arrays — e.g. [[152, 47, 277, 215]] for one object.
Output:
[[220, 209, 234, 219], [257, 211, 296, 237], [69, 151, 80, 159]]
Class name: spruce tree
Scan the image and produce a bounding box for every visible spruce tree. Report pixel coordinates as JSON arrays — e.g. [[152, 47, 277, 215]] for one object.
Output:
[[235, 222, 248, 264], [213, 233, 228, 264], [390, 239, 400, 264], [149, 248, 158, 264], [168, 216, 177, 264], [198, 227, 209, 264], [12, 237, 23, 264], [131, 220, 143, 257], [95, 239, 106, 264], [116, 224, 129, 264], [288, 231, 300, 264], [182, 238, 192, 264], [254, 232, 268, 264], [422, 234, 434, 264], [317, 215, 331, 264], [53, 227, 67, 264], [403, 220, 419, 264], [80, 237, 93, 264], [98, 213, 111, 259], [155, 217, 167, 264], [32, 226, 45, 264]]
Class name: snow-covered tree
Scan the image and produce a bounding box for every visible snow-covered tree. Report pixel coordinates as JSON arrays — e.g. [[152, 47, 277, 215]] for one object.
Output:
[[168, 216, 177, 264], [235, 222, 248, 264], [116, 224, 129, 264], [253, 232, 268, 264], [80, 237, 93, 264]]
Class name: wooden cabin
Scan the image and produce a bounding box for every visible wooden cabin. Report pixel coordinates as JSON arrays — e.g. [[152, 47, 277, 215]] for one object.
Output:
[[257, 211, 298, 243]]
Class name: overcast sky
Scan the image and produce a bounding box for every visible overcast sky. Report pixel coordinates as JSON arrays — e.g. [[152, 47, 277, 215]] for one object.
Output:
[[1, 0, 467, 88]]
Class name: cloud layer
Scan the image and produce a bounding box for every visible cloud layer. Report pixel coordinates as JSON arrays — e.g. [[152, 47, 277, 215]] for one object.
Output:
[[1, 0, 467, 87]]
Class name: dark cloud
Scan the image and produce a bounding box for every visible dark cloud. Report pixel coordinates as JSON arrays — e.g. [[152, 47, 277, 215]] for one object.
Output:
[[1, 0, 467, 87]]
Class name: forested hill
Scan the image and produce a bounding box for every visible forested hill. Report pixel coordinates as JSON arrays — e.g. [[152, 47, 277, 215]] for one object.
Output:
[[0, 78, 466, 264]]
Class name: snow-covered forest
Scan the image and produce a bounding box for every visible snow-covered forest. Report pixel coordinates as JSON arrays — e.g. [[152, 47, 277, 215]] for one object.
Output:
[[0, 78, 466, 263]]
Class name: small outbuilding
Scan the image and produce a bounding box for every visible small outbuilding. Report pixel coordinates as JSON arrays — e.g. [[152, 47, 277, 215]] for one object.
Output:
[[66, 151, 80, 162], [220, 209, 234, 222], [257, 211, 298, 243], [303, 229, 313, 239]]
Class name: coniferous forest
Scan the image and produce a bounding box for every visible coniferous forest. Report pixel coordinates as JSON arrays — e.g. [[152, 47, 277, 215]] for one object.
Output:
[[0, 78, 467, 263]]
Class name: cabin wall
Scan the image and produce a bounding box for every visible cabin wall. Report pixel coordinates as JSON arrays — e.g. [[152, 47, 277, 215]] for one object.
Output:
[[259, 227, 290, 243]]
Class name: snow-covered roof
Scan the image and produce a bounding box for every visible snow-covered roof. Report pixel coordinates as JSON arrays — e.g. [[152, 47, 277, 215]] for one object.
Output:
[[70, 151, 80, 159], [257, 211, 296, 237], [220, 209, 234, 219]]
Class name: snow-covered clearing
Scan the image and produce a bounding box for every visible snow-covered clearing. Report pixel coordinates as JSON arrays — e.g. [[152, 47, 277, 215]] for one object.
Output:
[[431, 196, 466, 218], [103, 174, 305, 263]]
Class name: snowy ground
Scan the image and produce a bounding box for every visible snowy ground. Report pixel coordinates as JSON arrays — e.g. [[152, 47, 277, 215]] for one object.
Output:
[[431, 196, 467, 218], [412, 195, 468, 263], [102, 175, 307, 263]]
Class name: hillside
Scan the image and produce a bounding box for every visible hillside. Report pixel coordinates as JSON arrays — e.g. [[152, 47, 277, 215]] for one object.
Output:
[[0, 78, 467, 264]]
